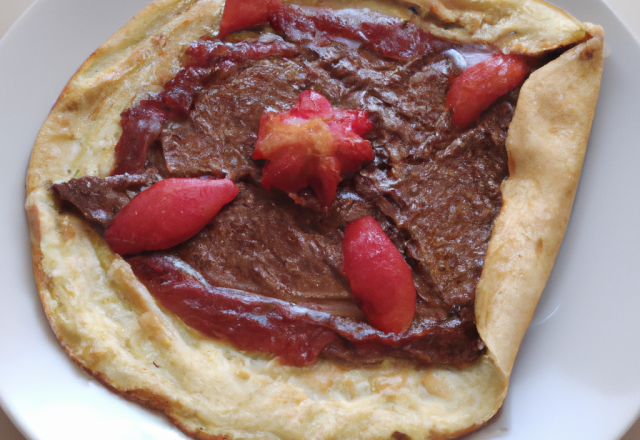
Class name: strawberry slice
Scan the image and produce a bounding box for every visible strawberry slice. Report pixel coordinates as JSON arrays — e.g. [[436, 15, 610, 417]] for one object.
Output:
[[105, 178, 239, 255], [253, 90, 374, 206], [342, 216, 416, 334], [219, 0, 282, 40], [446, 53, 531, 128]]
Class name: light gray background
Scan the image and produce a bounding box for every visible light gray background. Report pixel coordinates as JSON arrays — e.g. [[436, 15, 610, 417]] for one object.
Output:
[[0, 0, 638, 439]]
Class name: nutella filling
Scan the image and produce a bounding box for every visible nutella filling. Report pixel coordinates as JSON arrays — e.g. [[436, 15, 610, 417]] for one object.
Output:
[[54, 4, 517, 367]]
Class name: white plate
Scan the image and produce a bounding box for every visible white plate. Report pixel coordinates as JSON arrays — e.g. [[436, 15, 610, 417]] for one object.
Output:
[[1, 0, 640, 439]]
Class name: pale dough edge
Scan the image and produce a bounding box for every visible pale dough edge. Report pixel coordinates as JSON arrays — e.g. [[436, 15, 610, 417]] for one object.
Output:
[[24, 1, 603, 439], [476, 25, 605, 377]]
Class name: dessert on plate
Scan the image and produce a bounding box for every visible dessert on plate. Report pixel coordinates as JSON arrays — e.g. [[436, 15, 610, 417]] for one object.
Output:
[[26, 0, 604, 438]]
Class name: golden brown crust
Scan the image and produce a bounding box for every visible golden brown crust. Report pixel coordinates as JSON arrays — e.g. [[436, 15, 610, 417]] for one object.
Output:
[[407, 0, 587, 54], [25, 1, 603, 439]]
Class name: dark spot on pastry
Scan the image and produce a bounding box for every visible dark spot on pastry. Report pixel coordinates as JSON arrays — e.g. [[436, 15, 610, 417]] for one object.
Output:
[[581, 46, 595, 60], [392, 431, 412, 440]]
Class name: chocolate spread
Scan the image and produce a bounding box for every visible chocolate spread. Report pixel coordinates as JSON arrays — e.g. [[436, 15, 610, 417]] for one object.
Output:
[[54, 5, 515, 367]]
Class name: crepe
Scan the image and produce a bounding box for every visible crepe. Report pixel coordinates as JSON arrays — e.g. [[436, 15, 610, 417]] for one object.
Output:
[[25, 0, 603, 438]]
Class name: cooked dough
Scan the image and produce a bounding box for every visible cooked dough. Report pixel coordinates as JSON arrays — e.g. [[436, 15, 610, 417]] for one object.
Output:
[[25, 0, 603, 438]]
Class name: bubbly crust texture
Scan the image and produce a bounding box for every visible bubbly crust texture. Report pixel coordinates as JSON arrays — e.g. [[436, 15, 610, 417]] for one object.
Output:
[[25, 0, 603, 438]]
